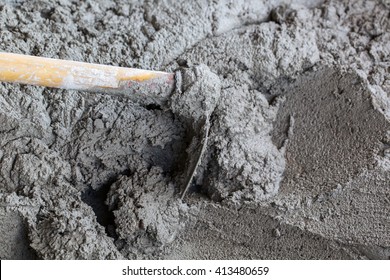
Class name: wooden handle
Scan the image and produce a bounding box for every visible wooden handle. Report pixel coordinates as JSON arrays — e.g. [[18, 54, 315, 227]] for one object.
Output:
[[0, 52, 174, 94]]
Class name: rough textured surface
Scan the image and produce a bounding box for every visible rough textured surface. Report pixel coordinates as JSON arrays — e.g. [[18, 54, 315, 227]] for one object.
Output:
[[0, 208, 37, 259], [0, 0, 389, 259]]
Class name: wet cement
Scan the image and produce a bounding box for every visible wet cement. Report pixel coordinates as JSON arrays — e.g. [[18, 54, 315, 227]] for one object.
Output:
[[0, 0, 389, 259]]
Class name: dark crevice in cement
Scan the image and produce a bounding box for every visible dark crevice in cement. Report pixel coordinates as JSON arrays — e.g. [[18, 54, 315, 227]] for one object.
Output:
[[81, 176, 128, 240]]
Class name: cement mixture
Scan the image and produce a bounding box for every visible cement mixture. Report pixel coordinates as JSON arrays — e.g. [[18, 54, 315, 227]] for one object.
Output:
[[0, 0, 389, 259]]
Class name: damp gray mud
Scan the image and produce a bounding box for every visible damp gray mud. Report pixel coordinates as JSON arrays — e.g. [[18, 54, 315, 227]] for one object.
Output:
[[0, 0, 389, 259]]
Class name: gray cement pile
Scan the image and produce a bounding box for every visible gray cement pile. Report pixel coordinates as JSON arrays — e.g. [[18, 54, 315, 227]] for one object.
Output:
[[0, 0, 389, 260]]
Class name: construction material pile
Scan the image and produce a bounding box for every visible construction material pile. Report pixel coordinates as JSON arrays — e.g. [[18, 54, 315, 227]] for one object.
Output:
[[0, 0, 389, 259]]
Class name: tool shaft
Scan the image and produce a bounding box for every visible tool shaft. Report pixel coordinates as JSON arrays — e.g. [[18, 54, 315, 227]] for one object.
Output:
[[0, 52, 174, 101]]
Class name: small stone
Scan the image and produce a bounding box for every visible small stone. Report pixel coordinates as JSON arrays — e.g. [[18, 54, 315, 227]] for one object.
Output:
[[94, 119, 105, 130], [272, 228, 281, 238]]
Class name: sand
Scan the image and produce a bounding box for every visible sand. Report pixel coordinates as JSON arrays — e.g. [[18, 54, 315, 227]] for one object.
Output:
[[0, 0, 389, 259]]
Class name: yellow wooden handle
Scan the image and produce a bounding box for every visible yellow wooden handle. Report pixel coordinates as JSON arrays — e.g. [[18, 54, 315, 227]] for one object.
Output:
[[0, 52, 174, 92]]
